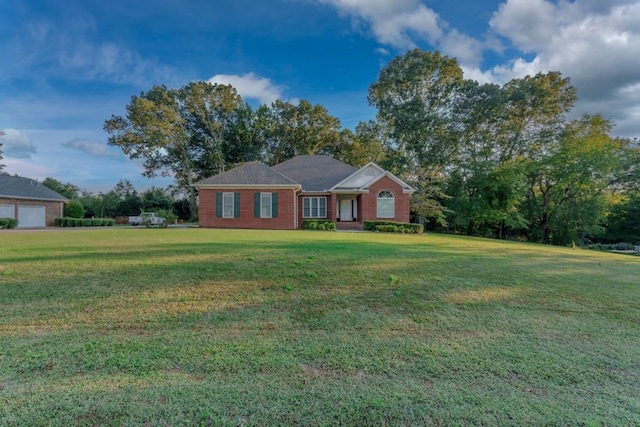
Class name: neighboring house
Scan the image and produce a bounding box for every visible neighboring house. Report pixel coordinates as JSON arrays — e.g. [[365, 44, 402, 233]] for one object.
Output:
[[0, 175, 68, 227], [194, 155, 415, 230]]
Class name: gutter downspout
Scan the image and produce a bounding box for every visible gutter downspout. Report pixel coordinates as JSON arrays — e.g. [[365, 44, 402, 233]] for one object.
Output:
[[294, 188, 300, 229]]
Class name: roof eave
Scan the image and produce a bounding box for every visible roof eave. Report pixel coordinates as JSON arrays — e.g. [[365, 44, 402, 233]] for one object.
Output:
[[193, 184, 301, 189], [0, 194, 69, 202]]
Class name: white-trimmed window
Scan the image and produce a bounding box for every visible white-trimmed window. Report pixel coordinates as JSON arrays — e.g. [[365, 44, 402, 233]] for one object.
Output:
[[260, 192, 272, 218], [222, 192, 235, 218], [377, 190, 395, 218], [303, 197, 327, 218]]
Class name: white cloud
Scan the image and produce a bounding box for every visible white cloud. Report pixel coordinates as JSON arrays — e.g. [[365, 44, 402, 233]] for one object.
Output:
[[62, 138, 125, 160], [1, 129, 37, 159], [208, 73, 286, 105], [317, 0, 441, 48], [484, 0, 640, 137], [316, 0, 483, 67], [490, 0, 558, 52], [439, 29, 484, 67]]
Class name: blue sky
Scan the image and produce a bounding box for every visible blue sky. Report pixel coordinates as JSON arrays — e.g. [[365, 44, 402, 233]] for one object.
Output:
[[2, 0, 640, 193]]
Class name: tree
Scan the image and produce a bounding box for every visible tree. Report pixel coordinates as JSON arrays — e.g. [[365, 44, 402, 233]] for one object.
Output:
[[222, 103, 268, 166], [42, 177, 80, 199], [496, 72, 577, 162], [368, 50, 465, 225], [603, 192, 640, 243], [104, 82, 244, 220], [141, 187, 173, 211], [522, 115, 628, 245], [331, 120, 388, 167], [369, 49, 464, 169], [264, 99, 343, 165], [112, 179, 143, 216], [64, 200, 85, 218]]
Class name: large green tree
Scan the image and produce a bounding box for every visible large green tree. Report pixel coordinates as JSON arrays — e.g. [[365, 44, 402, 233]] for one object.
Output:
[[522, 115, 629, 244], [330, 120, 388, 168], [368, 49, 631, 244], [443, 73, 575, 238], [496, 72, 577, 162], [222, 103, 268, 166], [264, 99, 343, 165], [368, 50, 464, 226], [369, 49, 464, 169], [104, 82, 244, 219]]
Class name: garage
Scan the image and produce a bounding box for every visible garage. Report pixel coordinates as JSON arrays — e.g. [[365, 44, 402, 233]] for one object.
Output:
[[1, 175, 68, 228], [17, 205, 46, 228], [0, 204, 14, 218]]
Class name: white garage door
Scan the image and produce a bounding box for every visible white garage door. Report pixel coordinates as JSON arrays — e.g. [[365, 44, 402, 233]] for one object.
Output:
[[18, 205, 46, 227], [0, 204, 14, 218]]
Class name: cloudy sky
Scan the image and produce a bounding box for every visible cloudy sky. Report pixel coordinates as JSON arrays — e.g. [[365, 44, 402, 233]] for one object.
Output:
[[2, 0, 639, 192]]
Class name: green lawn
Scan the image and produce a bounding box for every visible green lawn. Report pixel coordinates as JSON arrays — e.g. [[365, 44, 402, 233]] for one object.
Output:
[[1, 229, 638, 426]]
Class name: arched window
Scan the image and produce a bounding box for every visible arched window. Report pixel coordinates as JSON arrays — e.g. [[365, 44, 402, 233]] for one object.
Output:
[[377, 190, 395, 218]]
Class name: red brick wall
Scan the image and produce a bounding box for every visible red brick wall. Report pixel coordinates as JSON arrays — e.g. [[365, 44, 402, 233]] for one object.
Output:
[[0, 197, 65, 227], [197, 177, 412, 230], [360, 176, 411, 223], [198, 188, 298, 229]]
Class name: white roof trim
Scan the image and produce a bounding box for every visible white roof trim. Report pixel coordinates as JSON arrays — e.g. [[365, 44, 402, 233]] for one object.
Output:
[[357, 172, 416, 194], [330, 162, 416, 194], [330, 162, 385, 190], [0, 195, 69, 202]]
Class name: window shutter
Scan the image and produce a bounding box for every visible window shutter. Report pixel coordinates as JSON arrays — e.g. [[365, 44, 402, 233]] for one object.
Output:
[[272, 192, 278, 218], [254, 192, 260, 218], [216, 192, 222, 218], [234, 193, 240, 218]]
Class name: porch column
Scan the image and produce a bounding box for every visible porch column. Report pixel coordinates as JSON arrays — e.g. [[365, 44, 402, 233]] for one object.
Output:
[[329, 193, 337, 221]]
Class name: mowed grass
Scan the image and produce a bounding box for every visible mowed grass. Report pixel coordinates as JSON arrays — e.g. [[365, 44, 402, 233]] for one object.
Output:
[[0, 229, 638, 426]]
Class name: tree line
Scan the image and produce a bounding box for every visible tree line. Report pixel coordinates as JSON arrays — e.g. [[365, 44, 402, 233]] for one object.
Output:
[[41, 177, 189, 222], [26, 49, 638, 245]]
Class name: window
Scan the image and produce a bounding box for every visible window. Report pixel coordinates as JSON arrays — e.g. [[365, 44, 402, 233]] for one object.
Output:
[[303, 197, 327, 218], [377, 190, 395, 218], [254, 192, 278, 218], [222, 192, 235, 218], [217, 192, 240, 218], [260, 192, 272, 218]]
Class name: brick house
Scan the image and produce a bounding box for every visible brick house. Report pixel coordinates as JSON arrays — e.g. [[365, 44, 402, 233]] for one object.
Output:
[[0, 175, 68, 228], [194, 155, 415, 230]]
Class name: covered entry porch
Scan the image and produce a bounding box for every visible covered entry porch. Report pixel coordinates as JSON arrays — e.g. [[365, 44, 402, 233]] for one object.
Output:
[[334, 193, 362, 228]]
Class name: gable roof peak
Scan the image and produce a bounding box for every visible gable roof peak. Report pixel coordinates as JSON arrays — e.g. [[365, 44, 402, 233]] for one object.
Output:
[[272, 155, 357, 192]]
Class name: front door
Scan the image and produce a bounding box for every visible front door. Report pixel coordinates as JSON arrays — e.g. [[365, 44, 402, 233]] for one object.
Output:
[[340, 199, 353, 221]]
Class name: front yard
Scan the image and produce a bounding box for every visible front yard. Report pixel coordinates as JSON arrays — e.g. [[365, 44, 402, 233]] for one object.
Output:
[[1, 229, 638, 425]]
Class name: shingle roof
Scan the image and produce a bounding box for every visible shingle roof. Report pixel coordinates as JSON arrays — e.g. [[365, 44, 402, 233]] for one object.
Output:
[[272, 155, 357, 192], [0, 175, 68, 201], [194, 161, 299, 186]]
